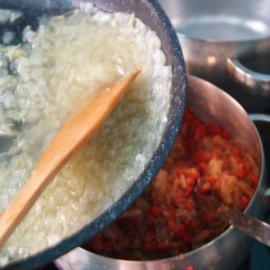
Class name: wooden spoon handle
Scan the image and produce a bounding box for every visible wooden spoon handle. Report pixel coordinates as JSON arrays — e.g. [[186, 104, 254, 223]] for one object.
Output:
[[0, 70, 140, 249]]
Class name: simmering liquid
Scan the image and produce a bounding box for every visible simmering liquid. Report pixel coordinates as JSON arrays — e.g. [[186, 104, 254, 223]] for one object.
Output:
[[176, 16, 268, 41]]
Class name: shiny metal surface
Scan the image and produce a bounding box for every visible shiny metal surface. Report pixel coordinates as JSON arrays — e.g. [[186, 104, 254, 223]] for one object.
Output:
[[158, 0, 270, 112], [227, 58, 270, 96], [55, 75, 269, 270], [0, 1, 186, 269], [158, 0, 270, 41]]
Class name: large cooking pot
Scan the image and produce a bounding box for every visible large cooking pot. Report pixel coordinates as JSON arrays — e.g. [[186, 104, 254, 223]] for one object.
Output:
[[158, 0, 270, 113], [0, 0, 186, 269], [55, 75, 270, 270]]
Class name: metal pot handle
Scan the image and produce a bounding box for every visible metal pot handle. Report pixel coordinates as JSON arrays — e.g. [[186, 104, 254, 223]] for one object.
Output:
[[249, 113, 270, 209], [249, 113, 270, 123], [227, 58, 270, 97]]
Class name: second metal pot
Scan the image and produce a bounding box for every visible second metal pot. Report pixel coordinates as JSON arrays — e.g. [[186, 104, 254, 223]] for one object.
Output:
[[158, 0, 270, 113]]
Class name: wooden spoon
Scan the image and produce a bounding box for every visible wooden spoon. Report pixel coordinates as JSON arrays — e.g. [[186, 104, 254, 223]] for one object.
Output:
[[0, 70, 140, 249]]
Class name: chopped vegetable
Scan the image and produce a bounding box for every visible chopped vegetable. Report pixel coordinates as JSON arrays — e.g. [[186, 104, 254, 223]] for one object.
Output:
[[83, 108, 259, 260]]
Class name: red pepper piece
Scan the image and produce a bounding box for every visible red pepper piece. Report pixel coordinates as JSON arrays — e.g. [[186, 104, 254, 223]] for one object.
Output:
[[194, 124, 205, 141], [192, 150, 210, 163], [206, 176, 217, 185], [174, 192, 182, 205], [183, 186, 192, 198], [205, 122, 222, 136], [157, 240, 172, 252], [248, 174, 259, 185], [183, 109, 193, 122], [231, 148, 242, 163], [90, 233, 104, 252], [173, 224, 187, 238], [146, 215, 155, 226], [149, 206, 162, 216], [167, 211, 177, 222], [244, 162, 251, 174], [185, 176, 197, 186], [200, 212, 215, 224], [221, 130, 230, 138], [236, 168, 245, 178], [199, 162, 207, 174], [144, 231, 154, 252], [176, 169, 182, 177], [190, 220, 201, 229], [183, 217, 191, 226], [184, 201, 193, 211]]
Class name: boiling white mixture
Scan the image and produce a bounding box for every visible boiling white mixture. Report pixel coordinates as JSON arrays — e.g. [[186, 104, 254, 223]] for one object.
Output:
[[0, 3, 172, 266]]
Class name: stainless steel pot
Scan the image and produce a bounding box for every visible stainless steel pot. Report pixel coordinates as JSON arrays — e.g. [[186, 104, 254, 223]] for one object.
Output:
[[55, 75, 270, 270], [0, 1, 186, 269], [158, 0, 270, 113]]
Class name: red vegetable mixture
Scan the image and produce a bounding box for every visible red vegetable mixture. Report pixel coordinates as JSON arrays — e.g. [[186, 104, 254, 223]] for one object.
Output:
[[83, 109, 259, 260]]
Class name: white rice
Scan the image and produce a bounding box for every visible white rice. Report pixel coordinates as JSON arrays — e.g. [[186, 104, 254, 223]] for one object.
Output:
[[0, 3, 172, 266]]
